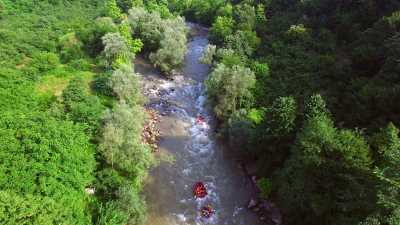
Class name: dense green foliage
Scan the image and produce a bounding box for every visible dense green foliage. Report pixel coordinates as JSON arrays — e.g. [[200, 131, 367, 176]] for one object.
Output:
[[128, 6, 187, 74], [2, 0, 400, 224], [180, 0, 400, 224], [0, 0, 174, 224]]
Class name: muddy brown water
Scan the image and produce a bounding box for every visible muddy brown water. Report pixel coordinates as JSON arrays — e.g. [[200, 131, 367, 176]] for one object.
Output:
[[135, 23, 263, 225]]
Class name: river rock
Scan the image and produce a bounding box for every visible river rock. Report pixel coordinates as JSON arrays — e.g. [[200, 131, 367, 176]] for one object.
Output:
[[248, 199, 258, 209]]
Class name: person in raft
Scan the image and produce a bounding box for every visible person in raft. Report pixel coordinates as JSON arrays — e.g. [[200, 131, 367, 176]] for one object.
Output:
[[196, 115, 205, 124], [201, 205, 214, 218], [193, 182, 207, 198]]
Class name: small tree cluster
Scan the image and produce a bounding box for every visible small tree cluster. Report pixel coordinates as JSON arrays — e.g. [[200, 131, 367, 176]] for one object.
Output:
[[205, 63, 256, 120], [128, 7, 187, 75]]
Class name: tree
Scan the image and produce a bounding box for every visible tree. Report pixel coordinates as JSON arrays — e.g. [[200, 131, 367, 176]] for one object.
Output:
[[118, 21, 143, 55], [215, 48, 245, 67], [305, 93, 329, 119], [128, 7, 164, 52], [109, 64, 145, 105], [225, 30, 260, 58], [149, 17, 187, 75], [104, 0, 122, 21], [276, 112, 374, 225], [128, 7, 187, 74], [233, 3, 256, 31], [370, 123, 400, 222], [98, 102, 152, 184], [266, 96, 297, 136], [209, 16, 234, 45], [117, 0, 144, 13], [205, 63, 256, 120], [199, 44, 216, 65], [102, 32, 132, 68]]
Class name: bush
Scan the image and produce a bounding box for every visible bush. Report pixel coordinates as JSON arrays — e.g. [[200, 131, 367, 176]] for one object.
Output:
[[68, 96, 105, 134], [30, 52, 60, 73], [96, 201, 128, 225], [0, 191, 91, 225], [68, 58, 92, 71], [62, 77, 87, 105], [115, 185, 147, 225], [59, 32, 84, 62], [257, 177, 272, 199], [92, 72, 113, 97]]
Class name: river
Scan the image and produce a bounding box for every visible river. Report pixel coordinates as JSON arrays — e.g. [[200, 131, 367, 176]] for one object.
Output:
[[135, 23, 263, 225]]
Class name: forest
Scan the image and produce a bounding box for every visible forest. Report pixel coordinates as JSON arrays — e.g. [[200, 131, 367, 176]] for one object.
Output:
[[0, 0, 399, 225]]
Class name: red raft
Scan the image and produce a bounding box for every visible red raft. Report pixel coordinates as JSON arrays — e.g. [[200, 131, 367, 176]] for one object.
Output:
[[201, 205, 214, 218], [196, 116, 205, 125], [193, 182, 207, 199]]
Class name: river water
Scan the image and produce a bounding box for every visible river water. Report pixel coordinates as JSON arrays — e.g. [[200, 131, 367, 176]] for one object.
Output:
[[135, 24, 263, 225]]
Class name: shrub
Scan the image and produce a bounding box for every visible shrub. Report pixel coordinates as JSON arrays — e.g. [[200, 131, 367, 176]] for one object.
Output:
[[68, 58, 92, 71], [31, 52, 60, 73], [92, 72, 113, 97], [59, 32, 84, 62], [257, 177, 272, 199], [96, 201, 128, 225], [115, 185, 147, 225], [62, 77, 87, 105]]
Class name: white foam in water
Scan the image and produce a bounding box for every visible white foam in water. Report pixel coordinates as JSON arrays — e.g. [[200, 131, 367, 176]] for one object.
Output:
[[176, 213, 187, 222], [160, 80, 175, 90], [233, 206, 243, 217], [182, 168, 191, 176]]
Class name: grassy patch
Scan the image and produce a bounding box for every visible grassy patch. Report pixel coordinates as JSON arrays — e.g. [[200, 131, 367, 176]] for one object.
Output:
[[36, 70, 94, 96]]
